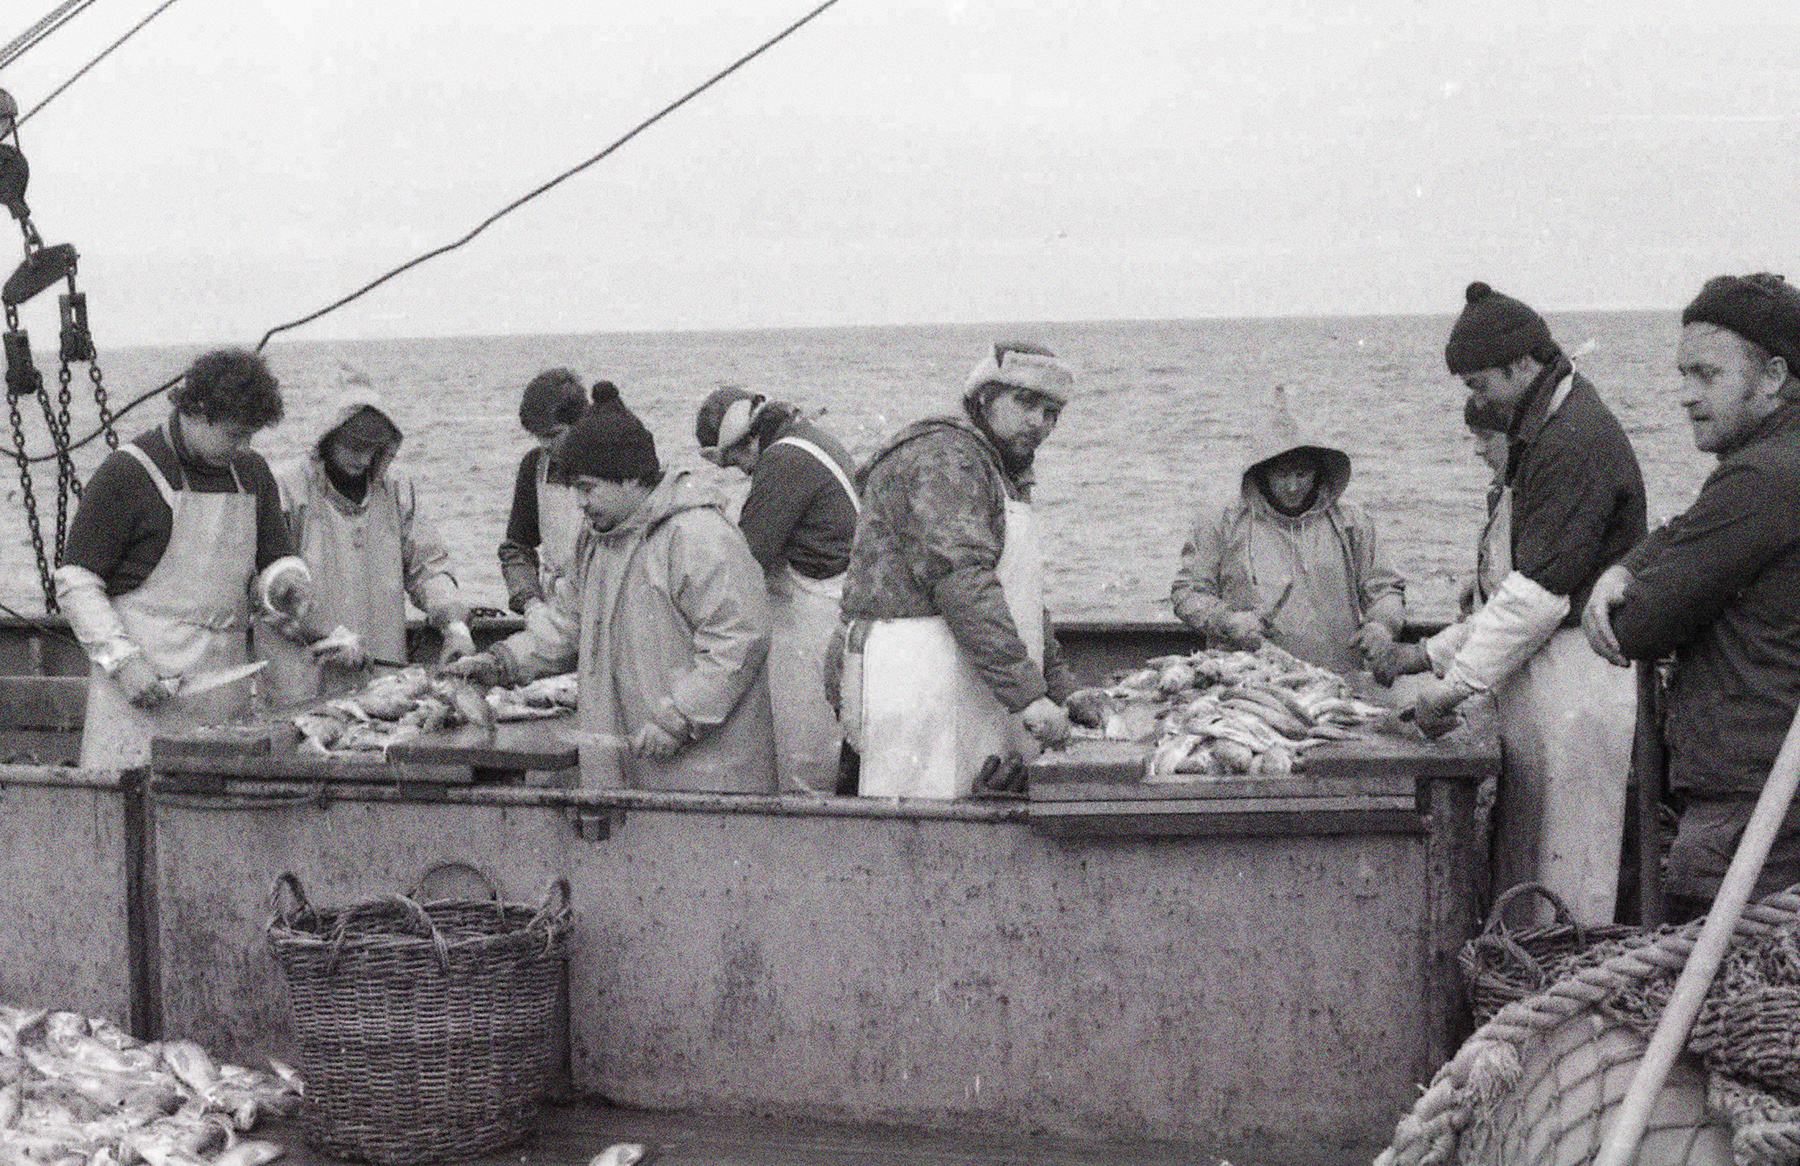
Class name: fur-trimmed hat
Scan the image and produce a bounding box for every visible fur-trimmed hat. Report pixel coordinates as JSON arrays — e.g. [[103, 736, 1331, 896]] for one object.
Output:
[[553, 382, 659, 482], [1682, 273, 1800, 374], [962, 341, 1075, 410], [1444, 282, 1554, 375]]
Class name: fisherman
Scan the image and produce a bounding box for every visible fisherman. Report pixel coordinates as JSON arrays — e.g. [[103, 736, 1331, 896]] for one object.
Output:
[[499, 368, 590, 631], [54, 349, 315, 766], [1583, 273, 1800, 919], [448, 383, 776, 791], [833, 341, 1100, 799], [1169, 385, 1406, 676], [1404, 282, 1647, 926], [695, 387, 860, 794], [251, 374, 475, 706], [1372, 396, 1511, 684]]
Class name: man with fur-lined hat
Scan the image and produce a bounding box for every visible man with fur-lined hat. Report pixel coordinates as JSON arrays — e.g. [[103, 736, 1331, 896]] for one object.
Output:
[[1170, 385, 1406, 676], [833, 341, 1102, 799], [254, 371, 475, 706], [1397, 281, 1647, 927]]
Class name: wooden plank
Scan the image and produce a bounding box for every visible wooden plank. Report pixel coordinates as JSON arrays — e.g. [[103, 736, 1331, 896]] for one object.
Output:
[[1029, 795, 1421, 837], [149, 753, 474, 783], [1032, 775, 1416, 802], [0, 675, 87, 730], [387, 717, 579, 771], [151, 724, 282, 759]]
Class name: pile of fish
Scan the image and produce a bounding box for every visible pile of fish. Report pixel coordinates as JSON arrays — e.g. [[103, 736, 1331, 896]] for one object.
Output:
[[0, 1006, 298, 1166], [1087, 645, 1392, 780], [291, 667, 579, 756]]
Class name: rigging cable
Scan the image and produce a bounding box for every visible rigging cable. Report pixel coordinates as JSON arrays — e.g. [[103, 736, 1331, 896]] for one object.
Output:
[[17, 0, 185, 129], [15, 0, 845, 462], [0, 0, 99, 71]]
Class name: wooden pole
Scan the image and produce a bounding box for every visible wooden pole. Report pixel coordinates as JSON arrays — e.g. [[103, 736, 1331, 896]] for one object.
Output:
[[1594, 702, 1800, 1166], [1634, 661, 1666, 927]]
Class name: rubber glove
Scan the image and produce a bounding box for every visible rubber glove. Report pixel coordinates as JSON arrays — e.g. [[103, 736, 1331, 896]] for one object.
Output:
[[308, 625, 368, 671], [1215, 610, 1269, 650], [113, 654, 174, 710], [1064, 688, 1113, 729], [1371, 642, 1431, 687], [439, 620, 477, 664], [1409, 679, 1470, 741], [1021, 695, 1071, 748], [629, 722, 683, 759], [1351, 621, 1396, 660]]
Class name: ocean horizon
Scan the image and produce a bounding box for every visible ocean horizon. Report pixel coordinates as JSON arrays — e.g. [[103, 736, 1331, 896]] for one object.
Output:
[[1, 311, 1714, 625]]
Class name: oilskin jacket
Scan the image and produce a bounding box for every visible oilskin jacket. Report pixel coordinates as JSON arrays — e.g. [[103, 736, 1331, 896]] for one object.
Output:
[[493, 471, 776, 792], [1170, 409, 1404, 675], [839, 416, 1075, 712], [257, 390, 466, 704], [1614, 401, 1800, 797]]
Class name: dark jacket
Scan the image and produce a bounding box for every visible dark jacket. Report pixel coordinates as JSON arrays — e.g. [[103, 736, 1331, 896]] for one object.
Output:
[[1507, 367, 1647, 619], [1615, 401, 1800, 795], [738, 414, 858, 579], [839, 416, 1074, 712]]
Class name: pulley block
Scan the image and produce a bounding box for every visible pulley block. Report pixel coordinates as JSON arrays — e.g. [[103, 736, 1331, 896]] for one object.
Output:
[[4, 330, 42, 398], [3, 242, 77, 307], [59, 292, 94, 363]]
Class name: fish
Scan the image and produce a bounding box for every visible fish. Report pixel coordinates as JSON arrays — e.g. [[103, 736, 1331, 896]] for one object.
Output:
[[208, 1140, 283, 1166], [587, 1144, 649, 1166]]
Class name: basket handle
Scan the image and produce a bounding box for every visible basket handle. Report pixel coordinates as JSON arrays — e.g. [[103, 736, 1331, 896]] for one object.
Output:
[[528, 878, 572, 929], [268, 872, 313, 918], [1483, 882, 1579, 937], [407, 860, 502, 902], [325, 892, 450, 975]]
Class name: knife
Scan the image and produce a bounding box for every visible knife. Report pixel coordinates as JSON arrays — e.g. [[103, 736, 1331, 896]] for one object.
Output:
[[175, 659, 268, 696]]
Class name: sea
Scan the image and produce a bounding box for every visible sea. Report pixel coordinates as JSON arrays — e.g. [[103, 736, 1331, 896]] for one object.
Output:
[[0, 312, 1716, 625]]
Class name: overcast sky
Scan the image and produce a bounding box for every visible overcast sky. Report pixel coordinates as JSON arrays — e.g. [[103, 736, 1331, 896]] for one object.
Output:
[[2, 0, 1796, 346]]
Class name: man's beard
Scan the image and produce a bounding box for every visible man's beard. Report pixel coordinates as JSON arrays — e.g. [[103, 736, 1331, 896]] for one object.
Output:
[[974, 416, 1039, 474]]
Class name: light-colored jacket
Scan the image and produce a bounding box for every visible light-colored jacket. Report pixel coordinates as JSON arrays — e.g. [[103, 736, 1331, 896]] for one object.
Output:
[[1170, 394, 1404, 674], [495, 471, 776, 792], [259, 389, 465, 704]]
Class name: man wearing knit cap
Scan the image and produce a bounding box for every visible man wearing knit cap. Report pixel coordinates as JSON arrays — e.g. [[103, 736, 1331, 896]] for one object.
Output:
[[834, 341, 1102, 799], [1584, 273, 1800, 918], [450, 383, 776, 792], [1396, 281, 1647, 926], [499, 368, 591, 623], [695, 387, 860, 793]]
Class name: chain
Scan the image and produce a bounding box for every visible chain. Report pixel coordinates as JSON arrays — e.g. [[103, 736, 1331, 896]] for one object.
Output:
[[8, 388, 52, 610], [49, 362, 76, 559], [88, 359, 115, 449]]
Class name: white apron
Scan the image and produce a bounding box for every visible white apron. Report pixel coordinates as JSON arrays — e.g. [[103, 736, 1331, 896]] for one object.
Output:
[[1485, 378, 1635, 926], [537, 459, 582, 604], [254, 468, 409, 707], [763, 435, 860, 793], [81, 445, 257, 768], [847, 497, 1045, 800]]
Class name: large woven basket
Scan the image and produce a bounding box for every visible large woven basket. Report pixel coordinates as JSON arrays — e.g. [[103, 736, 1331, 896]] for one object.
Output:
[[267, 866, 573, 1166], [1459, 882, 1638, 1025]]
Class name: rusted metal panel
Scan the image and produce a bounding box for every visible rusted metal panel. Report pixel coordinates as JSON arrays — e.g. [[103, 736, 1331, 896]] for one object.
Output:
[[0, 765, 135, 1023], [147, 779, 1459, 1159]]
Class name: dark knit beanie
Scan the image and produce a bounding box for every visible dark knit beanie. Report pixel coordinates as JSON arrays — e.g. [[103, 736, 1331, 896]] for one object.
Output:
[[518, 368, 587, 435], [553, 382, 659, 481], [1444, 282, 1554, 375], [1682, 273, 1800, 374]]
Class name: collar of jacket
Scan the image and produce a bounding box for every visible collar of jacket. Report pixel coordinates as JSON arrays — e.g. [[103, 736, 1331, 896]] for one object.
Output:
[[876, 415, 1033, 500], [1722, 397, 1800, 460]]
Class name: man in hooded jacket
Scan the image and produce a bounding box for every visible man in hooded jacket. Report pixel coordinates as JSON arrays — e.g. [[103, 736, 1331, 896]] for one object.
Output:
[[1170, 386, 1405, 676], [1400, 282, 1647, 926], [254, 383, 475, 706], [449, 384, 776, 792], [834, 341, 1098, 799]]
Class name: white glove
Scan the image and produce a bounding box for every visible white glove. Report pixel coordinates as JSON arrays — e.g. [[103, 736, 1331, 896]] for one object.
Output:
[[308, 625, 368, 670]]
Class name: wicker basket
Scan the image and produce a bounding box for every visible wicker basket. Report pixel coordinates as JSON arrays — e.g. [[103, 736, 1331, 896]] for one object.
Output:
[[1459, 882, 1639, 1025], [267, 866, 573, 1166]]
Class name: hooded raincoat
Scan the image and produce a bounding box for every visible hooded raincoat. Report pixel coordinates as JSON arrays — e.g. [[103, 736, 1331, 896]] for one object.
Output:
[[1170, 397, 1405, 675], [493, 471, 776, 792], [254, 390, 468, 706]]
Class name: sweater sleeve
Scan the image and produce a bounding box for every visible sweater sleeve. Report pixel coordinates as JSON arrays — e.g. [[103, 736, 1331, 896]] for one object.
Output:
[[59, 449, 159, 584], [1613, 463, 1800, 659], [499, 450, 544, 612], [737, 445, 827, 575]]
